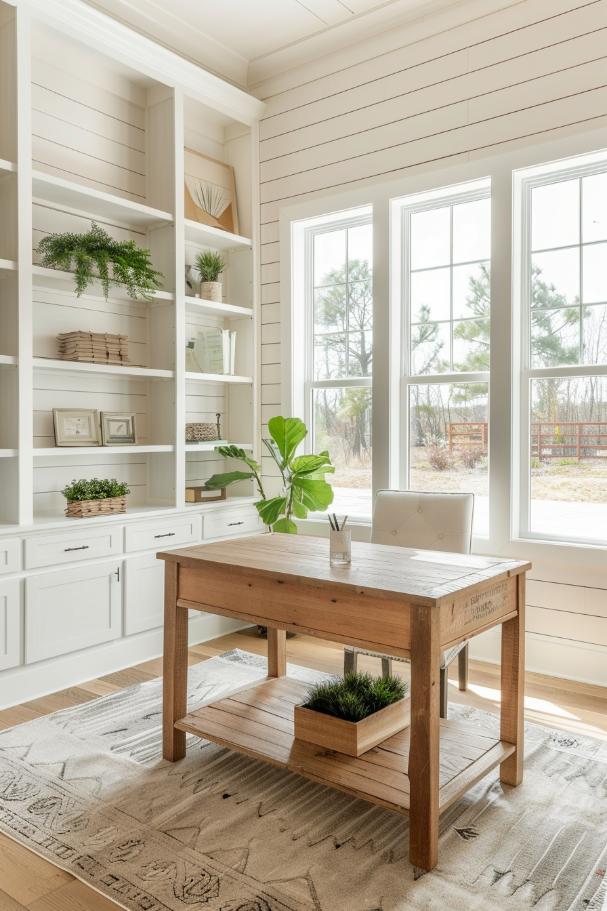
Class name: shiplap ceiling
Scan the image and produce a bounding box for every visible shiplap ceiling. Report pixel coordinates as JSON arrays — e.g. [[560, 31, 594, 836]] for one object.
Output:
[[83, 0, 473, 88]]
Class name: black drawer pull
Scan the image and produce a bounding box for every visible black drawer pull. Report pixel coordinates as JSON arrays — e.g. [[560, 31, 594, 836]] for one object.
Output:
[[228, 521, 244, 527], [64, 545, 90, 552], [154, 532, 176, 539]]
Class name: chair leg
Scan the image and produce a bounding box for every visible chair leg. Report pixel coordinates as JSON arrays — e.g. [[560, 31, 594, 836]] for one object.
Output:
[[440, 666, 448, 719], [458, 644, 469, 692], [344, 649, 358, 675], [381, 657, 393, 678]]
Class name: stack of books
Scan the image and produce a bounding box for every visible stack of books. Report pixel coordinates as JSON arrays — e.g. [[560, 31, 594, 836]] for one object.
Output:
[[58, 331, 129, 365]]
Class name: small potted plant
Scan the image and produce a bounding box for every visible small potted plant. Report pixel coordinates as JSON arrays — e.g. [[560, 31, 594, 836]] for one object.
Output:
[[294, 672, 410, 757], [62, 478, 130, 518], [195, 250, 225, 302]]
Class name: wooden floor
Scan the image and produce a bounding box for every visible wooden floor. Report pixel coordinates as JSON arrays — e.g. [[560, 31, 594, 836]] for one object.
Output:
[[0, 628, 606, 910]]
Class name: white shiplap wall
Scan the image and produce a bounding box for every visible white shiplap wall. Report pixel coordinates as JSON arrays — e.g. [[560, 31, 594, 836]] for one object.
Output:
[[255, 0, 607, 684]]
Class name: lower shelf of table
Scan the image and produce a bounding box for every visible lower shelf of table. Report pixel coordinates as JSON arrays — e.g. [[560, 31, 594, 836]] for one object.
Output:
[[175, 676, 515, 816]]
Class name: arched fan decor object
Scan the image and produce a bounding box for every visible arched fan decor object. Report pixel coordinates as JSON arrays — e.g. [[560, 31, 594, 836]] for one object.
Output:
[[184, 148, 239, 234]]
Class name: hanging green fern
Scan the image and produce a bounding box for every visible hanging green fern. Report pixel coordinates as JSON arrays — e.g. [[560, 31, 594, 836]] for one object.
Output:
[[36, 222, 163, 300]]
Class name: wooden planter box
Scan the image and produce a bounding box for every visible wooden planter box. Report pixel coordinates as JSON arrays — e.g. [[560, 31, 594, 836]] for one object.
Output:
[[294, 698, 410, 757], [65, 496, 127, 519]]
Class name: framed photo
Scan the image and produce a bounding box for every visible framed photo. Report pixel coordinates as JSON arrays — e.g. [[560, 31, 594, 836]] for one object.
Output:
[[53, 409, 100, 446], [101, 412, 137, 446], [184, 148, 239, 234]]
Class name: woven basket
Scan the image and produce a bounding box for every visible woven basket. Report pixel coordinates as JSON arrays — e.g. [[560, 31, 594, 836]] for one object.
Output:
[[65, 496, 127, 519], [186, 422, 219, 442], [200, 281, 222, 303]]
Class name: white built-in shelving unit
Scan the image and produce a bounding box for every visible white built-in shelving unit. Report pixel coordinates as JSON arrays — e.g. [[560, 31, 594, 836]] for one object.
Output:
[[0, 0, 265, 706], [0, 0, 263, 530]]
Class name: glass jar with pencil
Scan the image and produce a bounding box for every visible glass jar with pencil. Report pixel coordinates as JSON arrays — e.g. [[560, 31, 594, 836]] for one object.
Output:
[[328, 514, 350, 565]]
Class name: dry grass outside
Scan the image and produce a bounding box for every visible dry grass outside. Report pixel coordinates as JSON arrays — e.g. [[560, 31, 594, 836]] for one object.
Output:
[[327, 450, 607, 504]]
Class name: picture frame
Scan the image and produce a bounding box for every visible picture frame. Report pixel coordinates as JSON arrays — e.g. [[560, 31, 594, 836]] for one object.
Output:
[[184, 148, 239, 234], [101, 412, 137, 446], [53, 408, 100, 446]]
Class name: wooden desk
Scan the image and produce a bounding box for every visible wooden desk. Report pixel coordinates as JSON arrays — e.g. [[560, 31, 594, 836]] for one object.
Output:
[[159, 534, 530, 872]]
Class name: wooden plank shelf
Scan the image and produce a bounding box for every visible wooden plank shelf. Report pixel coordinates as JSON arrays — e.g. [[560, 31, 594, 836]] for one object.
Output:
[[175, 676, 515, 816], [185, 441, 253, 452], [32, 170, 173, 227], [185, 371, 253, 384], [185, 219, 252, 250], [34, 444, 174, 457], [32, 357, 174, 379], [0, 258, 17, 275], [184, 295, 253, 318], [32, 265, 174, 302]]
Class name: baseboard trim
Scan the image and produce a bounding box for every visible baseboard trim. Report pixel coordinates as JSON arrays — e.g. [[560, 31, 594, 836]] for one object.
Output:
[[0, 615, 249, 710], [470, 628, 607, 688]]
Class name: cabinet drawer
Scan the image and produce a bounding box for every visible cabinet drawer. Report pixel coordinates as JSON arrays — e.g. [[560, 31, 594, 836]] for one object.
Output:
[[0, 579, 21, 671], [25, 562, 122, 663], [25, 526, 123, 569], [203, 508, 262, 540], [125, 514, 202, 553], [124, 553, 164, 635], [0, 538, 20, 575]]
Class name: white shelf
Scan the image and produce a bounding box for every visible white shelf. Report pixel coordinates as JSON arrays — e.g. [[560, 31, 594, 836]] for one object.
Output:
[[185, 371, 253, 384], [32, 266, 174, 302], [0, 258, 17, 274], [0, 159, 16, 175], [186, 441, 253, 452], [32, 170, 173, 227], [185, 220, 252, 250], [34, 444, 174, 457], [0, 355, 17, 366], [0, 449, 17, 458], [185, 295, 253, 318], [33, 357, 174, 379]]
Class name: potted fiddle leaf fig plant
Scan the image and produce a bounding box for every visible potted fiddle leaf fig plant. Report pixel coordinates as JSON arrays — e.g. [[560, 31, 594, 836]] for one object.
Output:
[[204, 415, 334, 533]]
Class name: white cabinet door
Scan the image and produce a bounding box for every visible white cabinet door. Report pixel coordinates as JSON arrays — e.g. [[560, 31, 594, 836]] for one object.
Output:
[[0, 579, 21, 671], [124, 553, 164, 635], [25, 562, 122, 663], [0, 538, 20, 575]]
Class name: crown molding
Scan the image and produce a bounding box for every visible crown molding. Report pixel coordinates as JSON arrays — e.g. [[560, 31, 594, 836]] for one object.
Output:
[[16, 0, 265, 125]]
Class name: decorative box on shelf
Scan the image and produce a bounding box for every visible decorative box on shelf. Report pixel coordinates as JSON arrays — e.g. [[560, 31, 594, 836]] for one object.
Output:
[[185, 485, 226, 504], [293, 698, 410, 758], [65, 495, 128, 519]]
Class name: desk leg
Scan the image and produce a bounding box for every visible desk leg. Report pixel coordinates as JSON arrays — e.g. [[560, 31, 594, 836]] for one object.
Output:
[[267, 627, 286, 677], [500, 573, 525, 786], [163, 562, 188, 761], [408, 604, 440, 873]]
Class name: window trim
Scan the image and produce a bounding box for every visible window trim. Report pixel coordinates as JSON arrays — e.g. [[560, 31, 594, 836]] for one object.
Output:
[[396, 180, 491, 525], [282, 127, 607, 563], [515, 157, 607, 547], [303, 211, 373, 447]]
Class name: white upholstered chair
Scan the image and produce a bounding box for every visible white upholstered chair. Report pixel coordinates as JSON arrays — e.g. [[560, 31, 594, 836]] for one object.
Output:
[[344, 489, 474, 718]]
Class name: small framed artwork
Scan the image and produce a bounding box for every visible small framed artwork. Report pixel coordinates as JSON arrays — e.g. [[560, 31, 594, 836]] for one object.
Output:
[[53, 409, 100, 446], [101, 412, 137, 446]]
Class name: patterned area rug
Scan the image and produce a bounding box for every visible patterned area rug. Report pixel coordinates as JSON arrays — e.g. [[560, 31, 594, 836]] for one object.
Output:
[[0, 650, 606, 911]]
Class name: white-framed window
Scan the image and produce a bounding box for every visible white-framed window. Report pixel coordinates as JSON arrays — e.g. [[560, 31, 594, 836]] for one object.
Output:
[[395, 179, 491, 537], [299, 208, 373, 518], [516, 154, 607, 545]]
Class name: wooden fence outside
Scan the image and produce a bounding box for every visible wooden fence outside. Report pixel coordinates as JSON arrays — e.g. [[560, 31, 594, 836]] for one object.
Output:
[[448, 421, 607, 460]]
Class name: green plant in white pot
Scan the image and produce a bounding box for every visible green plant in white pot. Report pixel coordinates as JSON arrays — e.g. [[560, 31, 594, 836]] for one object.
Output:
[[205, 416, 334, 533], [195, 250, 225, 303]]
